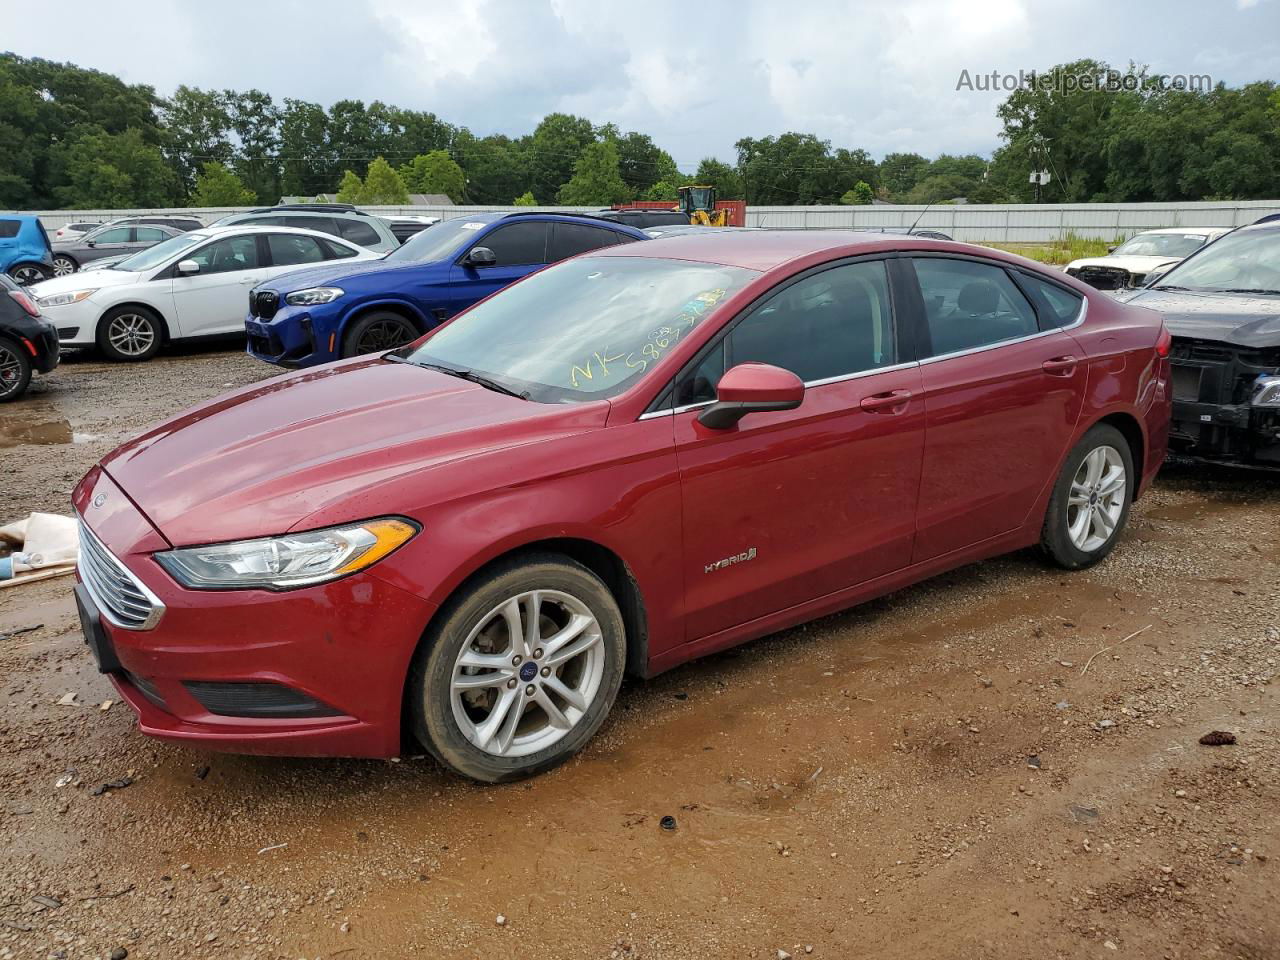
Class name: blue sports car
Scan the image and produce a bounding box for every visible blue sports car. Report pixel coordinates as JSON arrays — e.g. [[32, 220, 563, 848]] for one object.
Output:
[[245, 212, 648, 367]]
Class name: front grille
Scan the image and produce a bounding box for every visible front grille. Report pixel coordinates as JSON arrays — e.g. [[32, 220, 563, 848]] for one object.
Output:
[[250, 290, 280, 320], [77, 521, 164, 631], [1073, 266, 1130, 291], [1171, 364, 1202, 401]]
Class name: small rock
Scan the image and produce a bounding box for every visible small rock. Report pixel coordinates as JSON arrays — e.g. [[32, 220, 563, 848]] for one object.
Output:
[[778, 951, 792, 960], [340, 921, 350, 933], [110, 949, 128, 960], [660, 815, 677, 831], [31, 895, 61, 909], [1175, 789, 1187, 798], [100, 699, 113, 711], [978, 676, 993, 688], [90, 777, 134, 796], [1055, 701, 1070, 711], [1199, 730, 1236, 746], [194, 765, 210, 780], [1104, 941, 1117, 951], [1097, 719, 1116, 729], [496, 914, 506, 926], [56, 692, 77, 706], [1027, 755, 1042, 769]]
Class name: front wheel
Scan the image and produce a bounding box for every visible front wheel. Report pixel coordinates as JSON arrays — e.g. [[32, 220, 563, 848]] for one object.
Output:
[[8, 263, 48, 286], [0, 336, 33, 402], [96, 306, 163, 362], [1040, 423, 1134, 569], [342, 311, 419, 358], [409, 554, 626, 782]]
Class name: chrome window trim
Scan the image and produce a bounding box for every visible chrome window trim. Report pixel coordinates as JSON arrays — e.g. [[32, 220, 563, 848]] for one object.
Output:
[[636, 360, 922, 420], [77, 519, 166, 631]]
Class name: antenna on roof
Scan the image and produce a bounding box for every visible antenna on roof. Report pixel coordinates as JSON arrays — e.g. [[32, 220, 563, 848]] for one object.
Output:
[[908, 200, 936, 235]]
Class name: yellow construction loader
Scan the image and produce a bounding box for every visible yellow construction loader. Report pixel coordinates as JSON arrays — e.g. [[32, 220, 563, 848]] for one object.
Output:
[[677, 185, 729, 227]]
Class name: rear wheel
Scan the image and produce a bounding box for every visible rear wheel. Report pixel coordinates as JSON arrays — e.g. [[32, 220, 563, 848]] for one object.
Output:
[[51, 255, 78, 277], [96, 306, 163, 362], [0, 336, 33, 402], [1040, 423, 1133, 569], [409, 554, 626, 782], [7, 263, 48, 286], [342, 311, 419, 358]]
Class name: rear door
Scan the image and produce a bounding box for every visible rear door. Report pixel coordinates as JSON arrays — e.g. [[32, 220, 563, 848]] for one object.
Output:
[[81, 226, 135, 262], [445, 220, 549, 316], [903, 254, 1086, 562], [547, 222, 632, 261]]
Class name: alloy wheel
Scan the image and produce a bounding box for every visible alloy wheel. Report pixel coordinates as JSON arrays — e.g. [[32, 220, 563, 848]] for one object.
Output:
[[1066, 445, 1126, 552], [52, 257, 77, 277], [9, 265, 45, 285], [354, 318, 416, 355], [0, 342, 23, 398], [450, 589, 606, 758], [106, 313, 157, 357]]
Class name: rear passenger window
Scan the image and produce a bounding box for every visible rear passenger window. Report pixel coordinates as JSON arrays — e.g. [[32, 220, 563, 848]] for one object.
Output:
[[547, 223, 627, 261], [675, 260, 894, 405], [267, 234, 327, 266], [336, 219, 382, 247], [1023, 275, 1085, 328], [134, 227, 169, 242], [0, 220, 19, 238], [481, 222, 548, 266], [320, 239, 360, 260], [283, 216, 340, 237], [912, 258, 1039, 356]]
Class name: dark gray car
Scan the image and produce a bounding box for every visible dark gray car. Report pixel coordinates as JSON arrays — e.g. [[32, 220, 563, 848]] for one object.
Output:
[[50, 224, 184, 276]]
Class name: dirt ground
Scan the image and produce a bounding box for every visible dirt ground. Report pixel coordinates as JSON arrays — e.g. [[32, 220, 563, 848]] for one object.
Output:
[[1, 344, 1277, 960]]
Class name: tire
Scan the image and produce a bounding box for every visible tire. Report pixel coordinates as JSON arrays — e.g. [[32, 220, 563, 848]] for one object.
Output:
[[51, 255, 78, 277], [7, 263, 49, 286], [96, 305, 164, 362], [341, 311, 419, 358], [1040, 423, 1134, 570], [0, 336, 33, 402], [409, 553, 626, 783]]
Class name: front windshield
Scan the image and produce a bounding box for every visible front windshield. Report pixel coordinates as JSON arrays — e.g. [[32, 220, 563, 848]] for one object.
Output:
[[1113, 232, 1208, 258], [111, 233, 206, 273], [1154, 228, 1280, 293], [397, 256, 758, 402], [383, 216, 494, 263]]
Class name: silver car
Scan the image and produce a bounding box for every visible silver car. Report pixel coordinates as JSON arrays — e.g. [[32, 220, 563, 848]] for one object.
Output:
[[210, 205, 399, 254]]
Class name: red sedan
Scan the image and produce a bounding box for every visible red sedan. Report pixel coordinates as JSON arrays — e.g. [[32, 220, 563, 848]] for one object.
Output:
[[73, 231, 1172, 782]]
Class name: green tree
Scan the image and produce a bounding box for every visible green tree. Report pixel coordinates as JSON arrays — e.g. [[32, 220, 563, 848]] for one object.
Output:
[[840, 180, 874, 204], [528, 112, 596, 203], [334, 169, 364, 204], [279, 99, 330, 197], [358, 156, 409, 204], [225, 89, 281, 203], [454, 130, 529, 204], [191, 161, 256, 206], [878, 152, 929, 196], [904, 174, 974, 204], [735, 133, 876, 204], [694, 158, 742, 199], [53, 127, 179, 207], [399, 150, 466, 201], [513, 190, 537, 206], [161, 85, 232, 195], [557, 139, 630, 205]]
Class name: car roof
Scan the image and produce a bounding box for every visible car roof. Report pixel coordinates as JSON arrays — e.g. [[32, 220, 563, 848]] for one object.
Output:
[[191, 225, 354, 241], [588, 229, 952, 271], [1134, 227, 1233, 236]]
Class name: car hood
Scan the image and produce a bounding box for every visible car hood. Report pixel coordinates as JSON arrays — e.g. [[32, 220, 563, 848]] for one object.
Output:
[[99, 356, 610, 546], [30, 269, 144, 299], [256, 257, 425, 294], [1126, 287, 1280, 348], [1067, 255, 1180, 273]]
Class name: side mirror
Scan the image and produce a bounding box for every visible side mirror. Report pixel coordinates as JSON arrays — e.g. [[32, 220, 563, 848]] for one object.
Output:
[[86, 240, 96, 248], [466, 246, 497, 267], [1107, 245, 1118, 254], [697, 363, 805, 430], [176, 259, 200, 275]]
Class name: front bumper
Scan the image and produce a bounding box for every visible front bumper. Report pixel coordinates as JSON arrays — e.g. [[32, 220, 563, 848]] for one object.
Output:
[[1169, 338, 1280, 466], [74, 468, 436, 758], [245, 303, 339, 368], [8, 314, 60, 373]]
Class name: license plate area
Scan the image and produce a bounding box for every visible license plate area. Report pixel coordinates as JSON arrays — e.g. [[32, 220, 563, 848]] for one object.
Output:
[[75, 582, 123, 673]]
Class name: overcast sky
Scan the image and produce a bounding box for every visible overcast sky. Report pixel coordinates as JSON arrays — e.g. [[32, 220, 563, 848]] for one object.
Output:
[[5, 0, 1278, 169]]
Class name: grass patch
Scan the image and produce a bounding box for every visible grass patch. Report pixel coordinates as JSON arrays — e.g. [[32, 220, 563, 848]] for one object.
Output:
[[985, 231, 1124, 266]]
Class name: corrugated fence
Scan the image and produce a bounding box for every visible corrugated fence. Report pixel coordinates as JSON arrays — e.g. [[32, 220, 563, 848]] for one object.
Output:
[[17, 200, 1280, 244]]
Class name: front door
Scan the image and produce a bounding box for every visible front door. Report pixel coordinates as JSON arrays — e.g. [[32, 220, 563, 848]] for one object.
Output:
[[904, 255, 1087, 562], [672, 258, 925, 641], [170, 234, 271, 337], [445, 221, 549, 317]]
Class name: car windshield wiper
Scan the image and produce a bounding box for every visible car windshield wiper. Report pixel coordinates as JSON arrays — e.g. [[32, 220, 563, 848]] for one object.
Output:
[[387, 355, 529, 399], [1214, 287, 1280, 295], [1151, 284, 1193, 291]]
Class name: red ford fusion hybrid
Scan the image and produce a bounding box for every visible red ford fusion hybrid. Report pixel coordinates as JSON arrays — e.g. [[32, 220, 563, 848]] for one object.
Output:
[[74, 230, 1171, 782]]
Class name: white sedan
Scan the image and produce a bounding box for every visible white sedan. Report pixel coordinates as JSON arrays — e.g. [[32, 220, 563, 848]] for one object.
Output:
[[1065, 227, 1233, 292], [29, 226, 380, 361]]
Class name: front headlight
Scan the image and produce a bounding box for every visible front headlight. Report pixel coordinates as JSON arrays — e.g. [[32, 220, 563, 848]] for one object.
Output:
[[37, 289, 97, 308], [285, 286, 344, 306], [1252, 375, 1280, 408], [155, 518, 418, 590]]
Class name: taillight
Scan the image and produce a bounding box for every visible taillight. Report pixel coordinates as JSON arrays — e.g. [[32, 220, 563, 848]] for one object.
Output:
[[7, 290, 39, 318], [1155, 324, 1172, 359]]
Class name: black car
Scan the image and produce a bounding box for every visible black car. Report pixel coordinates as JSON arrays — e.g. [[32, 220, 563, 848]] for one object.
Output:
[[50, 223, 185, 276], [0, 274, 58, 401], [1124, 219, 1280, 468], [596, 208, 691, 230]]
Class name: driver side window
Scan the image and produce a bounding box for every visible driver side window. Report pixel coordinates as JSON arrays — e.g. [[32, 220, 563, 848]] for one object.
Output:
[[187, 235, 262, 275], [913, 258, 1038, 357]]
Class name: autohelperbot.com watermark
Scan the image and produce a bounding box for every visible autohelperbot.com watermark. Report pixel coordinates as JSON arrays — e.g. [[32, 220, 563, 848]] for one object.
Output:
[[955, 68, 1214, 94]]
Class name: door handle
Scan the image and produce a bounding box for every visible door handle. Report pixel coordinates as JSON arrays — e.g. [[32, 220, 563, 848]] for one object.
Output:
[[1042, 355, 1078, 375], [859, 389, 913, 413], [238, 277, 257, 285]]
